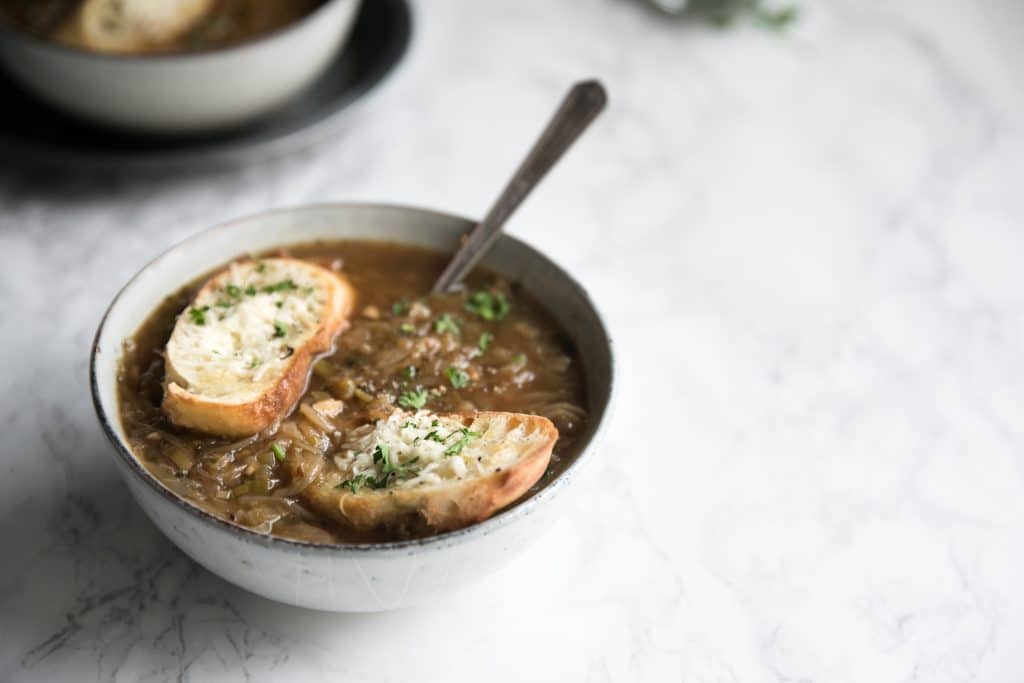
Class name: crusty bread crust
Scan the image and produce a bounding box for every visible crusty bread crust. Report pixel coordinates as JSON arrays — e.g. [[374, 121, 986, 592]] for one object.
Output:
[[298, 412, 558, 536], [162, 259, 355, 437]]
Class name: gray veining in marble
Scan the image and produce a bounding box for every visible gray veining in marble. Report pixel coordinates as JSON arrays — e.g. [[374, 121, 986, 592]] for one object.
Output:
[[3, 0, 1024, 680]]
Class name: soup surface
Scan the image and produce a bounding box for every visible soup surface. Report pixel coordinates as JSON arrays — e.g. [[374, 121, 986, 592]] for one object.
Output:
[[0, 0, 322, 54], [117, 240, 588, 544]]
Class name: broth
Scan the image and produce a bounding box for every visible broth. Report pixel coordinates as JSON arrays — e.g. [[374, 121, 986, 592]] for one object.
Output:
[[117, 240, 588, 544]]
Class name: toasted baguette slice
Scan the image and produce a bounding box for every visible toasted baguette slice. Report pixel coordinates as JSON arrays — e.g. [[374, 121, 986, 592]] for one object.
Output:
[[296, 410, 558, 536], [162, 258, 355, 438], [55, 0, 215, 53]]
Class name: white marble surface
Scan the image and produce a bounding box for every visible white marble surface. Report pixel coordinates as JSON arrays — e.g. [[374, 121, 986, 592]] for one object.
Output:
[[3, 0, 1024, 680]]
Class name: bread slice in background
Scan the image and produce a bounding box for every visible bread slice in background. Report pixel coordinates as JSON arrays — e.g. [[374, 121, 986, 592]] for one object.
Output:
[[294, 410, 558, 537], [162, 257, 355, 438], [55, 0, 215, 53]]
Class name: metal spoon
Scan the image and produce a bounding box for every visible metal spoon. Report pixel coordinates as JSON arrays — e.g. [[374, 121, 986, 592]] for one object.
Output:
[[432, 79, 608, 293]]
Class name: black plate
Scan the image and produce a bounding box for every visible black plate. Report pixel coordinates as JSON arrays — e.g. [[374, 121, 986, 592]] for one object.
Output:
[[0, 0, 411, 170]]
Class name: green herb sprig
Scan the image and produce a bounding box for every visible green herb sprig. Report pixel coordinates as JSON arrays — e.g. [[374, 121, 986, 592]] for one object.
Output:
[[446, 366, 469, 389], [464, 290, 510, 321], [188, 306, 210, 325], [398, 388, 429, 410], [336, 444, 421, 492], [338, 472, 376, 493], [444, 428, 481, 457], [261, 279, 298, 294], [434, 314, 460, 335]]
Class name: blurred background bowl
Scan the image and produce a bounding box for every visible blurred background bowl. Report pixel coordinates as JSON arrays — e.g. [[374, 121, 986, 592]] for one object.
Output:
[[0, 0, 362, 134]]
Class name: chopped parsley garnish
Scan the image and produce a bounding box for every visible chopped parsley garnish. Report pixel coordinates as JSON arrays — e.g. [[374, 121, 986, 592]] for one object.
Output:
[[402, 366, 416, 380], [424, 430, 445, 443], [398, 388, 429, 410], [335, 444, 421, 492], [513, 352, 527, 364], [225, 283, 242, 298], [188, 305, 210, 325], [446, 366, 469, 389], [444, 428, 481, 456], [256, 262, 267, 273], [464, 290, 510, 321], [335, 446, 423, 493], [275, 301, 284, 308], [261, 279, 298, 294], [434, 313, 460, 335], [215, 300, 231, 308], [271, 442, 286, 462], [399, 322, 416, 334], [402, 420, 416, 429], [373, 444, 420, 485], [244, 285, 257, 296], [478, 332, 493, 351], [392, 300, 408, 316], [337, 473, 375, 493], [273, 321, 288, 338]]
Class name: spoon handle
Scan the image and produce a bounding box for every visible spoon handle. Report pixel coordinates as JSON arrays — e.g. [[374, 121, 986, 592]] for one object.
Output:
[[432, 80, 608, 293]]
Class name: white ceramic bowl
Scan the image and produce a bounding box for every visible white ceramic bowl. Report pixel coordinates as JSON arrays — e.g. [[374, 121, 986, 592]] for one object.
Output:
[[90, 203, 615, 612], [0, 0, 362, 134]]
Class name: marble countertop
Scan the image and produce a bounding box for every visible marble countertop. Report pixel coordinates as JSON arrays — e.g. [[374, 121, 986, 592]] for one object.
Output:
[[3, 0, 1024, 680]]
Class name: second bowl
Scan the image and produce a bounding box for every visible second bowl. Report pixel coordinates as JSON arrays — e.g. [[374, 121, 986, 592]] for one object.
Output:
[[0, 0, 362, 134]]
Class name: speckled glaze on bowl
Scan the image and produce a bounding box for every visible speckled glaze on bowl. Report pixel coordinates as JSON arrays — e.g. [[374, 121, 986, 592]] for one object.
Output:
[[90, 203, 615, 612], [0, 0, 362, 134]]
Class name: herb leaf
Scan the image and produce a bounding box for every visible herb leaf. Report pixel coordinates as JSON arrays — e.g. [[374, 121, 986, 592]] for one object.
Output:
[[446, 366, 469, 389], [392, 300, 408, 316], [244, 285, 257, 296], [225, 283, 242, 298], [478, 332, 493, 352], [188, 306, 210, 325], [337, 472, 375, 493], [464, 290, 510, 321], [271, 442, 286, 462], [273, 321, 288, 338], [398, 388, 429, 410], [433, 314, 460, 335], [373, 443, 420, 485], [262, 279, 298, 294], [444, 428, 481, 457]]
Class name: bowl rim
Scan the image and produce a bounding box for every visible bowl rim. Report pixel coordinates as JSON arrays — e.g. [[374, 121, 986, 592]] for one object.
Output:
[[90, 202, 616, 555], [0, 0, 359, 63]]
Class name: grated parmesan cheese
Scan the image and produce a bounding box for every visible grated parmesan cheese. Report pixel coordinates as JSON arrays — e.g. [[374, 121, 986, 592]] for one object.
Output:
[[333, 410, 534, 490], [165, 258, 330, 401]]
